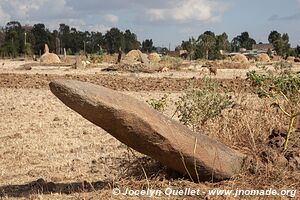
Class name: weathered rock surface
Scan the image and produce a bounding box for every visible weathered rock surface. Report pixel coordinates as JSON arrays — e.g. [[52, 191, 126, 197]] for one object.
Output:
[[138, 50, 149, 64], [232, 54, 249, 64], [148, 53, 161, 63], [75, 56, 85, 69], [123, 50, 149, 65], [287, 56, 296, 62], [255, 53, 270, 62], [40, 53, 61, 64], [49, 80, 246, 181], [40, 44, 61, 64]]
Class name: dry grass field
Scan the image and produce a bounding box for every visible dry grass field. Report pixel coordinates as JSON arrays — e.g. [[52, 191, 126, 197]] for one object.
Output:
[[0, 60, 299, 199]]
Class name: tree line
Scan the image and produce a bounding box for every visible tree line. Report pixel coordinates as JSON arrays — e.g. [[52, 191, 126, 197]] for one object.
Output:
[[0, 21, 154, 57], [179, 31, 300, 60], [0, 21, 299, 59]]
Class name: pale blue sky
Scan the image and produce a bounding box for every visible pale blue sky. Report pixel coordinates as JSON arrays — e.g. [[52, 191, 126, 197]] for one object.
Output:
[[0, 0, 299, 48]]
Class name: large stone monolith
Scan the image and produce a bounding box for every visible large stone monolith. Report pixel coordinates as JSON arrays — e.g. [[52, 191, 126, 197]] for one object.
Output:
[[40, 44, 61, 64], [49, 80, 246, 181]]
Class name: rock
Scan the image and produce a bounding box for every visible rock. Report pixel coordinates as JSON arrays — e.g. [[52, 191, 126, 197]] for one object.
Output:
[[255, 53, 270, 62], [44, 44, 49, 54], [53, 116, 60, 121], [138, 51, 149, 65], [63, 48, 67, 60], [123, 50, 149, 65], [179, 50, 188, 59], [232, 54, 249, 64], [158, 66, 169, 72], [271, 55, 282, 61], [49, 80, 246, 181], [40, 44, 61, 64], [148, 53, 161, 63], [40, 53, 61, 64], [287, 56, 295, 62], [23, 65, 32, 70], [277, 155, 288, 167], [123, 50, 140, 63], [75, 56, 85, 69], [286, 151, 300, 170]]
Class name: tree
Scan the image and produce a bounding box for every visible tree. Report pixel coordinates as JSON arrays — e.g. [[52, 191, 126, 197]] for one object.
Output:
[[124, 30, 140, 53], [31, 23, 50, 54], [196, 31, 216, 60], [89, 32, 104, 54], [59, 24, 71, 53], [141, 39, 154, 53], [181, 37, 197, 60], [282, 33, 289, 42], [215, 33, 230, 59], [273, 39, 289, 56], [105, 28, 125, 54], [296, 45, 300, 57], [231, 32, 256, 51], [268, 31, 290, 56], [240, 32, 256, 50], [2, 21, 25, 57], [231, 37, 240, 52], [67, 28, 87, 54], [24, 43, 33, 56], [216, 33, 230, 51], [0, 28, 5, 47], [182, 31, 230, 60], [268, 30, 281, 44]]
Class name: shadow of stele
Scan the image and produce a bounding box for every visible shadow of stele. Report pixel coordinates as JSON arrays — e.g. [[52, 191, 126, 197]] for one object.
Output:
[[0, 178, 112, 198]]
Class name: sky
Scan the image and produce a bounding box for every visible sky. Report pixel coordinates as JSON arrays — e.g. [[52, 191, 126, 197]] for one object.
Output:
[[0, 0, 299, 49]]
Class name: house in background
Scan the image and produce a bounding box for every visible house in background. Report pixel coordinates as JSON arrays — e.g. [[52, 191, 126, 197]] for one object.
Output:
[[252, 43, 274, 54]]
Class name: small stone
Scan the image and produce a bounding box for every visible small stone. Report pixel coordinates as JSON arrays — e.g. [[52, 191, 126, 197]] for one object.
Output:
[[83, 130, 89, 135], [53, 116, 60, 121]]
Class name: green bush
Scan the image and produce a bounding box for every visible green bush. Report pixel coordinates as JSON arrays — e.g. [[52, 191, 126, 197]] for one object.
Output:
[[247, 68, 300, 150], [147, 94, 168, 113], [24, 43, 33, 56], [160, 56, 183, 70], [174, 78, 233, 130]]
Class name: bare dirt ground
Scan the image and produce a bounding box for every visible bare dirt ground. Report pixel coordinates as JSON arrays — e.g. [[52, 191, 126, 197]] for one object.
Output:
[[0, 60, 299, 199], [0, 88, 175, 199]]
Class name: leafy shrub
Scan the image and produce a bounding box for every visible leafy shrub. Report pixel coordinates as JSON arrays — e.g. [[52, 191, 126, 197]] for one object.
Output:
[[24, 43, 33, 56], [160, 56, 183, 70], [89, 54, 103, 64], [274, 61, 292, 71], [247, 68, 300, 150], [147, 94, 168, 113], [174, 78, 233, 130]]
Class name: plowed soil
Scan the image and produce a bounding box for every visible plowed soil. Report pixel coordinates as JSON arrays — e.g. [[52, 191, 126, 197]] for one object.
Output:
[[0, 73, 251, 92]]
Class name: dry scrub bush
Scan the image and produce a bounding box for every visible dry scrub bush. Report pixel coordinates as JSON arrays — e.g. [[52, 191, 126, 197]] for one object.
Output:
[[101, 54, 118, 63], [159, 56, 183, 70], [173, 78, 233, 131], [177, 85, 298, 191], [89, 54, 103, 64], [146, 94, 168, 113], [145, 77, 299, 193], [247, 65, 300, 150], [209, 60, 250, 69], [273, 60, 293, 72]]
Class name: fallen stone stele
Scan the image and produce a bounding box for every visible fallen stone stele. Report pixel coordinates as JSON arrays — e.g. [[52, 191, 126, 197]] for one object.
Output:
[[49, 80, 246, 181]]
